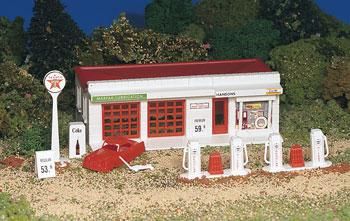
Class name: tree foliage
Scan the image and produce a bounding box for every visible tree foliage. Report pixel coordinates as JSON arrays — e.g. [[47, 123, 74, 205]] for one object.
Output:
[[145, 0, 194, 34], [0, 62, 51, 138], [79, 15, 207, 65], [195, 0, 260, 31], [323, 57, 350, 110], [0, 16, 26, 65], [211, 19, 280, 60], [269, 38, 327, 105], [28, 0, 85, 80], [259, 0, 334, 43], [180, 23, 206, 43]]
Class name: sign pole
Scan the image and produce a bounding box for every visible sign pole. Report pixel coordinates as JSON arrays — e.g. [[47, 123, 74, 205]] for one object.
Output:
[[50, 92, 60, 161], [44, 70, 66, 162]]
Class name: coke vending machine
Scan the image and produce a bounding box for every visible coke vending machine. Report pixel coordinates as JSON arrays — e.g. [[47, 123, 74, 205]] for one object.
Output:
[[69, 122, 86, 158]]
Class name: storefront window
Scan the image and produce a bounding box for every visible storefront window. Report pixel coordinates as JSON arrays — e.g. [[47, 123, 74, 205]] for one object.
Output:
[[236, 101, 270, 130]]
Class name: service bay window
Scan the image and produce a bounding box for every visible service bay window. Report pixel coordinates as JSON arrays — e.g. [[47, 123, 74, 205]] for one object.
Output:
[[148, 100, 185, 137], [102, 102, 140, 139], [236, 101, 272, 130]]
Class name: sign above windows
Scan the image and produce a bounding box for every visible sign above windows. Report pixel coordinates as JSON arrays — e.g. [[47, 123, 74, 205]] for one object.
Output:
[[265, 88, 282, 95], [91, 93, 147, 103], [215, 91, 237, 97]]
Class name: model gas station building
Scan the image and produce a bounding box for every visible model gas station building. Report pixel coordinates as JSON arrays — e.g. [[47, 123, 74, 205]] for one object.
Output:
[[74, 59, 282, 150]]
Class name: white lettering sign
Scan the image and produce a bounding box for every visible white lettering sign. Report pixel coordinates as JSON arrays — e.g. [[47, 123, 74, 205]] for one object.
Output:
[[215, 91, 237, 97], [35, 150, 56, 179], [193, 118, 207, 134], [190, 102, 209, 109]]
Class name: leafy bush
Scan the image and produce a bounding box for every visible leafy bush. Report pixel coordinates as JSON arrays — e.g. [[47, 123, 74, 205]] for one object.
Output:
[[0, 192, 36, 220], [58, 111, 74, 149], [0, 62, 75, 156], [0, 105, 10, 138], [79, 15, 207, 65], [19, 124, 50, 155], [269, 38, 327, 105], [323, 56, 350, 110], [280, 100, 350, 146], [16, 111, 72, 156], [180, 23, 206, 43], [0, 62, 51, 138]]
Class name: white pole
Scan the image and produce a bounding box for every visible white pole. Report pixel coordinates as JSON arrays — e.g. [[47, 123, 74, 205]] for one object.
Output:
[[50, 92, 60, 161], [43, 70, 66, 162]]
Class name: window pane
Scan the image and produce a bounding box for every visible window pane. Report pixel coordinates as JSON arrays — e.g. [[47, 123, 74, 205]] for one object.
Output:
[[240, 101, 269, 130]]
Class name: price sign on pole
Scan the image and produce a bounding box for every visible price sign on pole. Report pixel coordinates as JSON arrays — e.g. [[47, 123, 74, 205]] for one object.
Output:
[[43, 70, 66, 162], [35, 150, 56, 179]]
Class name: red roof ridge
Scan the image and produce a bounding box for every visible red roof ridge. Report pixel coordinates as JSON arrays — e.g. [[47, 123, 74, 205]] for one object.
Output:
[[75, 58, 272, 90], [74, 58, 264, 71]]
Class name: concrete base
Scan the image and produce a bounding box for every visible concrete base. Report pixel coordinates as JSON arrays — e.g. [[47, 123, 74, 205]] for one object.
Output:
[[263, 161, 332, 173], [58, 158, 70, 167], [180, 168, 251, 180]]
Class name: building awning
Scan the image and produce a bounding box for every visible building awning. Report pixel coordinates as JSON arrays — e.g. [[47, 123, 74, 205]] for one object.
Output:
[[88, 83, 282, 103]]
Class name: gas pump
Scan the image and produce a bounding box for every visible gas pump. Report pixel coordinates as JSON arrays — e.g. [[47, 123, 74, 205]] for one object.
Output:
[[181, 141, 202, 179], [264, 133, 284, 172], [310, 129, 331, 168], [230, 136, 250, 175]]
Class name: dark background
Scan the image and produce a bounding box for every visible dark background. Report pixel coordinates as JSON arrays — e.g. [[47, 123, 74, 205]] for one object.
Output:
[[1, 0, 349, 34]]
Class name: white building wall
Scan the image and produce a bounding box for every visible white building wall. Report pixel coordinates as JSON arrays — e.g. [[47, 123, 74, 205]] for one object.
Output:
[[140, 100, 148, 141], [88, 100, 103, 150], [228, 98, 236, 136], [81, 71, 283, 149], [87, 72, 281, 96], [186, 97, 212, 139], [272, 96, 280, 133]]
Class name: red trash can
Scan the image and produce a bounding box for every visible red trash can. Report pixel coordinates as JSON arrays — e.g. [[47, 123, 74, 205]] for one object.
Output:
[[290, 144, 305, 168]]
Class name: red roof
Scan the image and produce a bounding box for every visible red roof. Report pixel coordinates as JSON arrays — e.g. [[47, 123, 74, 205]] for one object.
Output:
[[75, 59, 271, 89]]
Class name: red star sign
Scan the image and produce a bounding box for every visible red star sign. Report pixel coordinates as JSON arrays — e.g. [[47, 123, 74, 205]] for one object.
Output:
[[48, 79, 62, 89]]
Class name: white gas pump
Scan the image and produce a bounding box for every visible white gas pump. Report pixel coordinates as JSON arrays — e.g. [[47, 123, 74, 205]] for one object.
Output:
[[180, 141, 202, 179], [230, 136, 250, 175], [263, 133, 284, 172], [310, 129, 332, 168]]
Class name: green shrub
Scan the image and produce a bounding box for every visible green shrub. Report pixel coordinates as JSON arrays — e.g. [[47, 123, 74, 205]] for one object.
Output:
[[0, 192, 36, 221], [0, 62, 51, 138], [19, 124, 50, 155], [323, 56, 350, 110], [58, 111, 74, 149], [0, 105, 10, 137], [16, 111, 73, 156], [280, 100, 350, 146], [270, 38, 327, 105]]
